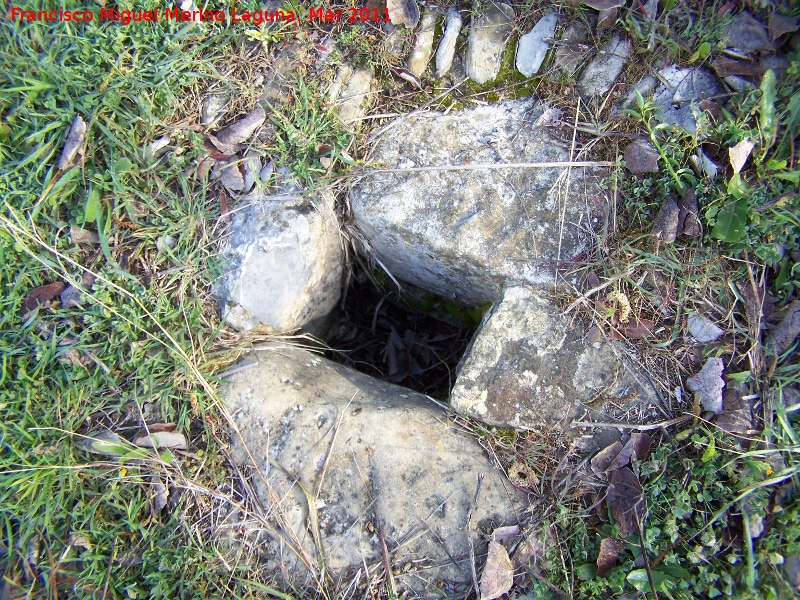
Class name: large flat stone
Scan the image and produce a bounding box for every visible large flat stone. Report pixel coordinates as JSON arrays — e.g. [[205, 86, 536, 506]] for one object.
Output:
[[350, 100, 606, 306], [215, 192, 343, 332], [451, 287, 662, 445], [223, 344, 526, 595]]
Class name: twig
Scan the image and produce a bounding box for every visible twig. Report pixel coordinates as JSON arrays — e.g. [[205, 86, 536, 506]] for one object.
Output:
[[467, 473, 484, 599], [571, 415, 692, 430]]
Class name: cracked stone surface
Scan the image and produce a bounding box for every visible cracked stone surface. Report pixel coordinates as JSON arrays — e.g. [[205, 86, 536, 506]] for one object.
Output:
[[516, 12, 558, 77], [450, 287, 662, 447], [332, 65, 374, 126], [349, 100, 606, 306], [653, 65, 723, 133], [578, 36, 631, 97], [407, 10, 437, 77], [224, 344, 526, 595], [215, 192, 343, 333]]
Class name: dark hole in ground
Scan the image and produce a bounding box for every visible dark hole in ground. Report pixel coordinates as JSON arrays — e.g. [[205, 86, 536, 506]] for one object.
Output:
[[322, 266, 489, 400]]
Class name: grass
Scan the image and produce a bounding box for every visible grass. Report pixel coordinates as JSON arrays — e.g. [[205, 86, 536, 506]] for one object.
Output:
[[2, 0, 799, 598]]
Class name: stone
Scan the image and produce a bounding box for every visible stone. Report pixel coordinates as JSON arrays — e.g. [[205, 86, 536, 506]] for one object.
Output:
[[261, 41, 307, 107], [515, 12, 558, 77], [223, 344, 526, 594], [623, 139, 660, 174], [613, 75, 657, 115], [578, 36, 631, 97], [200, 93, 227, 126], [435, 8, 463, 77], [450, 287, 661, 443], [333, 66, 374, 126], [387, 0, 419, 28], [553, 19, 594, 77], [215, 192, 343, 332], [466, 2, 515, 84], [724, 11, 773, 55], [407, 10, 437, 77], [653, 65, 722, 133], [349, 100, 606, 306]]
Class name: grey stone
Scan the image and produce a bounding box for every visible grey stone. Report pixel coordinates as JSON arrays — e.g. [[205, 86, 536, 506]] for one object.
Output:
[[155, 235, 177, 253], [261, 42, 307, 107], [553, 20, 595, 77], [578, 36, 631, 97], [515, 12, 558, 77], [407, 10, 437, 77], [387, 0, 419, 28], [724, 11, 773, 55], [613, 75, 657, 115], [216, 192, 343, 332], [450, 287, 661, 442], [624, 139, 660, 174], [223, 344, 526, 594], [654, 65, 722, 133], [60, 285, 85, 309], [467, 2, 515, 84], [349, 100, 606, 306], [333, 66, 373, 126], [435, 8, 463, 77]]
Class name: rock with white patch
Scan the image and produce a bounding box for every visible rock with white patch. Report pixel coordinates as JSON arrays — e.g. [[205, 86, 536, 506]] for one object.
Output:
[[467, 2, 515, 84], [215, 191, 343, 332], [451, 287, 662, 443], [333, 65, 374, 126], [578, 36, 631, 97], [653, 65, 723, 133], [223, 344, 526, 595], [349, 100, 607, 306], [515, 12, 558, 77], [436, 8, 463, 77]]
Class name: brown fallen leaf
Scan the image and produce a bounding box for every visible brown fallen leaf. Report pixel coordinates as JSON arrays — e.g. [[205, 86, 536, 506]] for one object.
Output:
[[218, 160, 246, 192], [714, 384, 753, 435], [769, 13, 799, 42], [151, 476, 169, 515], [597, 537, 627, 577], [624, 319, 655, 339], [22, 282, 66, 316], [767, 300, 800, 355], [586, 325, 604, 345], [386, 0, 420, 27], [214, 106, 267, 146], [57, 115, 87, 170], [677, 188, 701, 237], [597, 6, 617, 30], [204, 135, 237, 159], [607, 467, 645, 538], [491, 525, 520, 547], [133, 429, 187, 450], [650, 196, 679, 244], [480, 540, 514, 600], [712, 56, 765, 78], [607, 433, 653, 472], [591, 441, 623, 477]]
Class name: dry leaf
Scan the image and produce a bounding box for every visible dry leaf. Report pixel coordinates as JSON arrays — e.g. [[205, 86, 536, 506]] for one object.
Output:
[[204, 135, 237, 158], [714, 385, 753, 435], [677, 189, 702, 237], [607, 433, 653, 471], [597, 7, 617, 30], [767, 300, 800, 355], [394, 67, 423, 89], [586, 325, 604, 344], [214, 106, 267, 146], [597, 537, 627, 577], [729, 138, 755, 174], [687, 357, 725, 413], [133, 430, 187, 450], [22, 282, 66, 316], [650, 196, 680, 244], [386, 0, 420, 27], [769, 13, 799, 42], [480, 540, 514, 600], [152, 476, 169, 514], [607, 467, 645, 537], [591, 441, 623, 477], [491, 525, 520, 547], [146, 136, 170, 160], [57, 115, 87, 170], [219, 161, 246, 192], [581, 0, 625, 9], [624, 319, 655, 339], [687, 313, 725, 343], [624, 139, 660, 174]]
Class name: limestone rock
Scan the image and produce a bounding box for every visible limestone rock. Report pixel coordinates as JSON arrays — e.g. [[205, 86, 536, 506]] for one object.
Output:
[[653, 65, 722, 133], [436, 8, 463, 77], [333, 65, 373, 126], [216, 192, 343, 332], [451, 287, 661, 442], [515, 12, 558, 77], [349, 100, 606, 306], [223, 344, 526, 594], [467, 2, 515, 84], [613, 75, 657, 115], [261, 41, 307, 107], [407, 10, 437, 77], [578, 36, 631, 97]]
